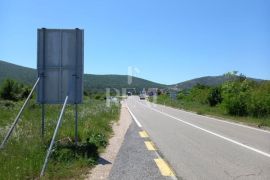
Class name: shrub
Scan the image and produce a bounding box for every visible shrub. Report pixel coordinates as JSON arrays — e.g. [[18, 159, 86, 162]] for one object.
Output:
[[0, 79, 21, 101], [187, 84, 211, 104], [157, 89, 162, 96], [94, 93, 106, 100], [248, 82, 270, 117], [222, 80, 252, 116], [224, 93, 249, 116], [51, 142, 99, 164], [208, 87, 222, 106], [87, 132, 108, 148], [177, 91, 186, 100], [20, 87, 31, 99]]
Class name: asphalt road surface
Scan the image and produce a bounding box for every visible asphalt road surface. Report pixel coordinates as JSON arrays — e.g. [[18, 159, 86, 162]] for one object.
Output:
[[126, 96, 270, 180], [109, 121, 172, 180]]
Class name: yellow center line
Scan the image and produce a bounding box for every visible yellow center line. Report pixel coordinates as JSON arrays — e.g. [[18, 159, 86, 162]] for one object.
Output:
[[144, 141, 156, 151], [154, 158, 175, 177], [139, 131, 149, 138]]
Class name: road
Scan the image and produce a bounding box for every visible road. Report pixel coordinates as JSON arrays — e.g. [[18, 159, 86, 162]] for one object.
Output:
[[126, 96, 270, 180], [109, 121, 172, 180]]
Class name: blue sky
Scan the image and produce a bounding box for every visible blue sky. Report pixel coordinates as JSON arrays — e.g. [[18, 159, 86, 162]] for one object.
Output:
[[0, 0, 269, 84]]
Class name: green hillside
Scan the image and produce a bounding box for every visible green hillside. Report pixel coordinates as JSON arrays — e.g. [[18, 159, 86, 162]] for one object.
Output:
[[0, 60, 166, 92], [0, 60, 36, 85], [0, 60, 266, 91], [84, 74, 166, 92], [171, 75, 264, 90]]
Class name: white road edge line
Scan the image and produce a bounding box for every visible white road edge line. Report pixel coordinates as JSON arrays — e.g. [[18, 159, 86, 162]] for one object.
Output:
[[126, 104, 142, 128], [138, 101, 270, 159], [159, 103, 270, 134]]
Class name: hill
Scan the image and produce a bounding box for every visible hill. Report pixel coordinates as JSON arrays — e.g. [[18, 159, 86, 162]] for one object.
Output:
[[0, 60, 166, 92], [84, 74, 166, 92], [0, 60, 267, 92], [171, 75, 265, 90], [0, 60, 36, 85]]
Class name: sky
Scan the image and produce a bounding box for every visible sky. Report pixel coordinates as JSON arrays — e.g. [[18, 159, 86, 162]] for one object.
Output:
[[0, 0, 269, 85]]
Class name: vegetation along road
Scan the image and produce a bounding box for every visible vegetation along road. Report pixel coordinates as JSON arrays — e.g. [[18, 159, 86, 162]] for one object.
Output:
[[0, 90, 120, 179]]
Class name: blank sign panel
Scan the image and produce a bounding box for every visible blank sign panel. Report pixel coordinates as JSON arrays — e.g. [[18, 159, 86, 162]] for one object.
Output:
[[37, 29, 84, 104]]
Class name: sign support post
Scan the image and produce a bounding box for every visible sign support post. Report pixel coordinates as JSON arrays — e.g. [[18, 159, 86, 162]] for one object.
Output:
[[75, 104, 78, 145], [41, 104, 45, 138]]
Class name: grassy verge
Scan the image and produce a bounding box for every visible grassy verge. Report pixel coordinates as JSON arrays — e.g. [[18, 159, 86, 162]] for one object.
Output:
[[150, 95, 270, 128], [0, 97, 120, 179]]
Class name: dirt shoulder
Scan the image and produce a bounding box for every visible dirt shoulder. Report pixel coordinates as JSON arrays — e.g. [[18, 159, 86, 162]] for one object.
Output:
[[85, 103, 132, 180]]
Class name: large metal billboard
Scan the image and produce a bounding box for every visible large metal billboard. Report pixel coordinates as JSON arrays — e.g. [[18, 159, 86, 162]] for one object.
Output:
[[37, 28, 84, 104]]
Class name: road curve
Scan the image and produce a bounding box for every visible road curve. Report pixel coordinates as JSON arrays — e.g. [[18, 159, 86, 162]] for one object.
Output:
[[126, 96, 270, 180]]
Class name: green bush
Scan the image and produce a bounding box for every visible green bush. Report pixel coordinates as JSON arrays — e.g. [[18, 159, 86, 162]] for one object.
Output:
[[154, 72, 270, 127], [51, 143, 99, 164], [0, 79, 21, 101], [0, 79, 32, 101], [157, 89, 162, 95], [20, 87, 31, 99], [94, 95, 101, 100], [177, 91, 186, 100], [187, 84, 211, 104], [87, 132, 108, 148], [93, 93, 106, 100], [222, 80, 252, 116], [248, 82, 270, 117], [208, 87, 222, 106], [224, 93, 249, 116]]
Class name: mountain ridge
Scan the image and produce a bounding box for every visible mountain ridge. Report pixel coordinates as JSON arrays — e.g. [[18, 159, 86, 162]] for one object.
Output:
[[0, 60, 166, 92], [0, 60, 267, 91]]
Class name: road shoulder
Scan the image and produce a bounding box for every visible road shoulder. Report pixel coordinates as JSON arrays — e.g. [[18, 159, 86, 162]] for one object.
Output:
[[85, 104, 132, 180]]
